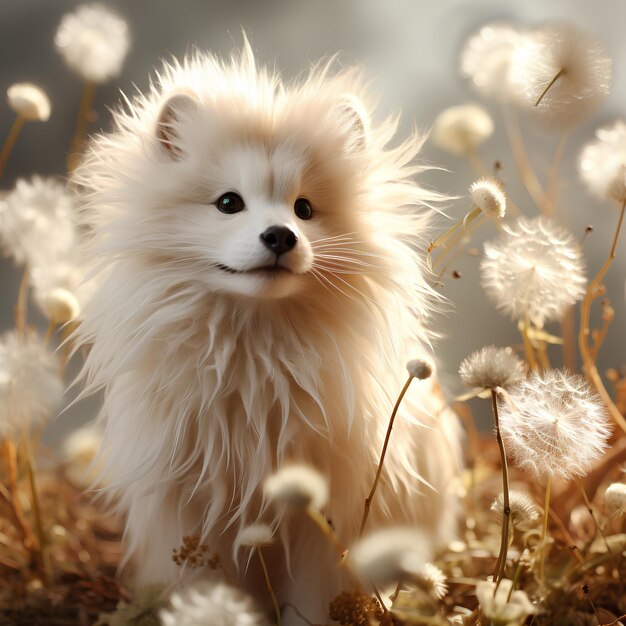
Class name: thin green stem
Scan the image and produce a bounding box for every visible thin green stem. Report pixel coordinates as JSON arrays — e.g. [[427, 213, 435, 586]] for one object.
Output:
[[0, 115, 25, 178]]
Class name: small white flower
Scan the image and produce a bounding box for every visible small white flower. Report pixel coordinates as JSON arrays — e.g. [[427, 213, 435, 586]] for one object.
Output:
[[38, 288, 81, 324], [431, 104, 494, 155], [470, 177, 506, 219], [481, 217, 586, 327], [415, 562, 448, 600], [0, 176, 76, 269], [509, 23, 612, 127], [6, 83, 51, 122], [351, 527, 428, 587], [0, 331, 64, 439], [499, 370, 611, 481], [264, 464, 328, 510], [459, 346, 526, 390], [491, 491, 541, 530], [604, 483, 626, 516], [238, 523, 274, 548], [55, 4, 130, 83], [579, 120, 626, 203], [161, 579, 270, 626], [476, 579, 538, 626], [63, 422, 102, 486], [406, 358, 433, 380], [461, 22, 528, 101]]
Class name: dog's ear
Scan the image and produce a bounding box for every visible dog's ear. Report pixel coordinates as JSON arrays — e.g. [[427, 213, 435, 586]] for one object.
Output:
[[335, 94, 370, 150], [156, 90, 199, 159]]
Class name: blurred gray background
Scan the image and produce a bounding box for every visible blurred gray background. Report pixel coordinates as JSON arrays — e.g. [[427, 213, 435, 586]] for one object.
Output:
[[1, 0, 625, 438]]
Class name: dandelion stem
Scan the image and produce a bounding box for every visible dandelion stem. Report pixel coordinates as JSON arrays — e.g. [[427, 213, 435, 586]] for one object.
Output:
[[520, 313, 538, 371], [67, 80, 96, 172], [257, 547, 281, 626], [491, 389, 511, 585], [538, 474, 552, 586], [579, 198, 626, 435], [561, 307, 577, 372], [578, 480, 612, 555], [43, 320, 56, 348], [14, 266, 30, 337], [534, 69, 565, 107], [431, 210, 484, 271], [359, 374, 414, 537], [0, 115, 25, 179], [544, 132, 568, 216]]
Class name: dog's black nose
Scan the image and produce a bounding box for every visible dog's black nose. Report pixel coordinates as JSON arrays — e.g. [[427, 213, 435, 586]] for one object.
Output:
[[260, 226, 298, 257]]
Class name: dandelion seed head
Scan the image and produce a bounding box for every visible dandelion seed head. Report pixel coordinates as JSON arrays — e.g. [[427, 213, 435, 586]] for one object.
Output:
[[6, 83, 51, 122], [481, 217, 586, 326], [431, 104, 494, 156], [470, 177, 506, 219], [39, 288, 81, 324], [55, 4, 130, 83], [509, 23, 612, 127], [160, 579, 270, 626], [406, 358, 433, 380], [351, 528, 428, 588], [460, 22, 527, 101], [604, 483, 626, 515], [263, 464, 328, 511], [415, 563, 448, 600], [0, 176, 76, 269], [476, 579, 538, 624], [499, 370, 611, 481], [238, 523, 274, 548], [490, 490, 541, 530], [579, 120, 626, 203], [0, 331, 64, 439], [459, 346, 526, 390]]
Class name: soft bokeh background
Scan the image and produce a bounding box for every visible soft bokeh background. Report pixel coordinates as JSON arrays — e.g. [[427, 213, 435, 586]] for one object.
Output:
[[1, 0, 625, 436]]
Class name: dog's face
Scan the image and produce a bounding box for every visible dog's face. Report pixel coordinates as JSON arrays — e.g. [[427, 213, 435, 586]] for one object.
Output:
[[145, 91, 371, 300]]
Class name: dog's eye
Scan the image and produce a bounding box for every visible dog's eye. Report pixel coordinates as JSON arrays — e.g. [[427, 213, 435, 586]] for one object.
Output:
[[294, 198, 313, 220], [216, 192, 245, 214]]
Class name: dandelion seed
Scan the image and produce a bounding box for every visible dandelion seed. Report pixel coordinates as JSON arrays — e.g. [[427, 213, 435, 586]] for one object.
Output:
[[476, 579, 538, 625], [0, 331, 64, 440], [459, 346, 525, 390], [264, 464, 328, 511], [0, 176, 76, 269], [509, 23, 612, 126], [431, 104, 494, 156], [579, 120, 626, 203], [406, 358, 433, 380], [351, 527, 428, 587], [238, 523, 274, 548], [55, 4, 130, 83], [415, 563, 448, 600], [499, 370, 611, 481], [160, 579, 270, 626], [6, 83, 51, 122], [491, 490, 541, 530], [604, 483, 626, 516], [481, 216, 586, 327], [461, 22, 528, 101], [470, 177, 506, 219]]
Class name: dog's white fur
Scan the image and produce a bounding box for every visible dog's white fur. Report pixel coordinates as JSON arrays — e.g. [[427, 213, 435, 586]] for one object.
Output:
[[72, 42, 461, 625]]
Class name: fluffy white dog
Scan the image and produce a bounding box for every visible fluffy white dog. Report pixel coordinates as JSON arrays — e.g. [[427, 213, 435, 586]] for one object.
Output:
[[73, 42, 461, 625]]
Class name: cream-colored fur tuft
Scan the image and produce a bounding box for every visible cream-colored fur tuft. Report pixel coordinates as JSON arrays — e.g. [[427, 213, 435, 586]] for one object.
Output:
[[72, 41, 461, 625]]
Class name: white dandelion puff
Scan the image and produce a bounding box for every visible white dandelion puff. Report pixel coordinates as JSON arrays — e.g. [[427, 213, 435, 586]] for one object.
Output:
[[476, 579, 538, 626], [238, 523, 274, 548], [431, 104, 494, 156], [160, 579, 270, 626], [6, 83, 51, 122], [499, 370, 611, 481], [63, 422, 103, 486], [604, 483, 626, 516], [350, 527, 428, 588], [579, 120, 626, 203], [459, 346, 526, 390], [0, 331, 64, 440], [491, 490, 541, 530], [415, 562, 448, 600], [481, 216, 586, 327], [0, 176, 76, 269], [460, 22, 528, 101], [470, 177, 506, 219], [406, 358, 433, 380], [38, 288, 81, 324], [508, 23, 612, 127], [263, 464, 328, 511], [55, 4, 130, 83]]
